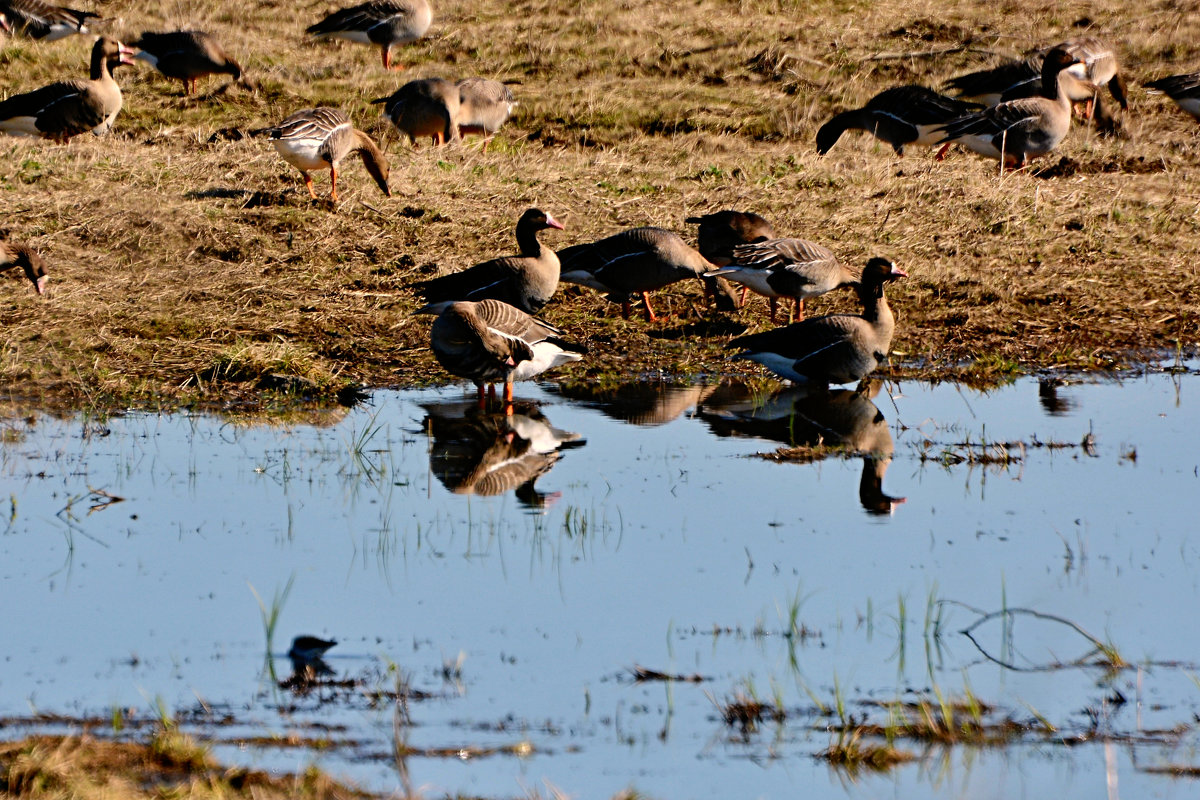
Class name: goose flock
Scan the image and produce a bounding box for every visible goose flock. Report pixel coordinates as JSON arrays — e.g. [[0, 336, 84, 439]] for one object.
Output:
[[0, 1, 1196, 407]]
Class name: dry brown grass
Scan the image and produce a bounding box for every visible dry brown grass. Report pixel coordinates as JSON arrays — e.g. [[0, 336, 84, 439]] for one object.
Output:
[[2, 0, 1199, 410]]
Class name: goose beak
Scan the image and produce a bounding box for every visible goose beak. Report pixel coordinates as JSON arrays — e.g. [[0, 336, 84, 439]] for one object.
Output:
[[0, 15, 10, 34], [119, 44, 137, 66], [544, 212, 565, 231], [889, 264, 908, 279], [35, 275, 48, 295]]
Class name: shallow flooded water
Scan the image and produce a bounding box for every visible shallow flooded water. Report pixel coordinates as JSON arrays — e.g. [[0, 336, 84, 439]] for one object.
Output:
[[3, 366, 1200, 799]]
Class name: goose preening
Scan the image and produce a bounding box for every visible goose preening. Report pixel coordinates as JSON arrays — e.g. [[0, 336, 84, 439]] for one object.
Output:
[[933, 47, 1082, 169], [1145, 72, 1200, 123], [455, 77, 515, 151], [415, 208, 563, 313], [816, 85, 983, 155], [704, 237, 858, 323], [557, 226, 716, 321], [254, 107, 390, 202], [420, 298, 586, 404], [0, 0, 97, 41], [373, 77, 460, 146], [1, 241, 48, 294], [306, 0, 431, 70], [727, 258, 906, 386], [0, 36, 134, 142], [131, 30, 243, 95]]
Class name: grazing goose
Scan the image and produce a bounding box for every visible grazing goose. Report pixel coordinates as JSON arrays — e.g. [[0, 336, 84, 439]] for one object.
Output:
[[1, 241, 48, 294], [1145, 72, 1200, 123], [0, 0, 97, 40], [686, 210, 775, 266], [254, 107, 390, 202], [933, 47, 1082, 169], [0, 36, 134, 142], [373, 77, 459, 146], [421, 298, 586, 403], [704, 238, 858, 323], [455, 77, 515, 151], [558, 227, 716, 322], [306, 0, 431, 71], [415, 208, 564, 313], [816, 85, 983, 155], [131, 30, 243, 95], [727, 258, 906, 386]]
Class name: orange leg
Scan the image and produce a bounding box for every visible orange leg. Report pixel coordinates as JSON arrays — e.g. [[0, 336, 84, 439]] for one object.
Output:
[[381, 46, 390, 70], [329, 165, 339, 202], [503, 381, 514, 403], [738, 286, 749, 307], [794, 298, 805, 322], [935, 143, 952, 161], [642, 291, 658, 323], [476, 384, 487, 409], [303, 172, 318, 200], [768, 297, 778, 323]]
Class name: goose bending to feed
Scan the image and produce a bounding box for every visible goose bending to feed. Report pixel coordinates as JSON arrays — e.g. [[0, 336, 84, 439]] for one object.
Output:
[[1, 241, 48, 294], [0, 0, 97, 40], [727, 258, 906, 386], [558, 227, 716, 322], [373, 77, 459, 146], [816, 85, 983, 155], [456, 77, 515, 151], [704, 238, 858, 323], [0, 36, 134, 142], [1145, 72, 1200, 123], [131, 30, 243, 95], [686, 210, 775, 266], [254, 107, 390, 202], [421, 298, 586, 404], [933, 47, 1082, 169], [306, 0, 431, 70], [415, 208, 563, 313]]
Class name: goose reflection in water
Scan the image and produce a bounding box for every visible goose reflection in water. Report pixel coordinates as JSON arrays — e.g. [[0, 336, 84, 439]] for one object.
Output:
[[550, 381, 719, 426], [421, 399, 585, 510], [699, 380, 906, 515]]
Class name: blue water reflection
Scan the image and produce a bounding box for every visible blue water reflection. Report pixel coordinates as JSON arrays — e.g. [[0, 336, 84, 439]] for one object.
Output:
[[2, 369, 1199, 800]]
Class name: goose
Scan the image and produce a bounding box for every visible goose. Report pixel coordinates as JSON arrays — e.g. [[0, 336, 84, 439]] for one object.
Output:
[[131, 30, 243, 95], [0, 36, 134, 142], [455, 77, 515, 151], [686, 210, 775, 266], [557, 227, 716, 321], [726, 258, 906, 386], [933, 47, 1082, 169], [420, 298, 586, 403], [306, 0, 431, 71], [0, 0, 97, 41], [1, 241, 48, 294], [372, 77, 459, 146], [816, 85, 983, 155], [1145, 72, 1200, 123], [415, 208, 564, 313], [704, 238, 859, 323], [254, 107, 390, 202]]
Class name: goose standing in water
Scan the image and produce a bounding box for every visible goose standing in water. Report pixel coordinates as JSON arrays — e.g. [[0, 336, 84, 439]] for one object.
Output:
[[306, 0, 431, 70], [254, 107, 391, 202], [727, 258, 906, 386], [0, 36, 135, 142]]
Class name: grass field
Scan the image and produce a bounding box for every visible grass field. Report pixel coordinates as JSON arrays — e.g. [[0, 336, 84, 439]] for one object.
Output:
[[1, 0, 1198, 411]]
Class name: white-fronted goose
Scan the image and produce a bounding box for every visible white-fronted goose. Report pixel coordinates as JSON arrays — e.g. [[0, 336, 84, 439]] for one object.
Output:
[[1, 240, 48, 294], [306, 0, 431, 70], [0, 0, 97, 40], [727, 258, 906, 386], [934, 47, 1081, 169], [0, 36, 133, 142], [373, 77, 459, 146], [420, 298, 586, 403], [254, 107, 390, 202], [131, 30, 243, 95], [816, 85, 983, 155], [1145, 72, 1200, 122], [686, 210, 775, 266], [415, 208, 563, 313], [558, 227, 715, 322], [704, 238, 858, 323], [456, 77, 515, 151]]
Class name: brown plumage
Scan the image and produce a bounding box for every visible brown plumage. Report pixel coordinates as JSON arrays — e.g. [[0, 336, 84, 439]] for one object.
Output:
[[455, 77, 516, 151], [0, 241, 48, 294], [727, 258, 906, 386], [373, 77, 460, 146], [1145, 72, 1200, 123], [687, 210, 776, 267], [415, 209, 564, 313], [306, 0, 432, 70], [254, 107, 390, 202], [704, 238, 859, 322], [557, 227, 716, 321], [132, 30, 243, 95], [0, 0, 97, 41], [0, 36, 134, 142]]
